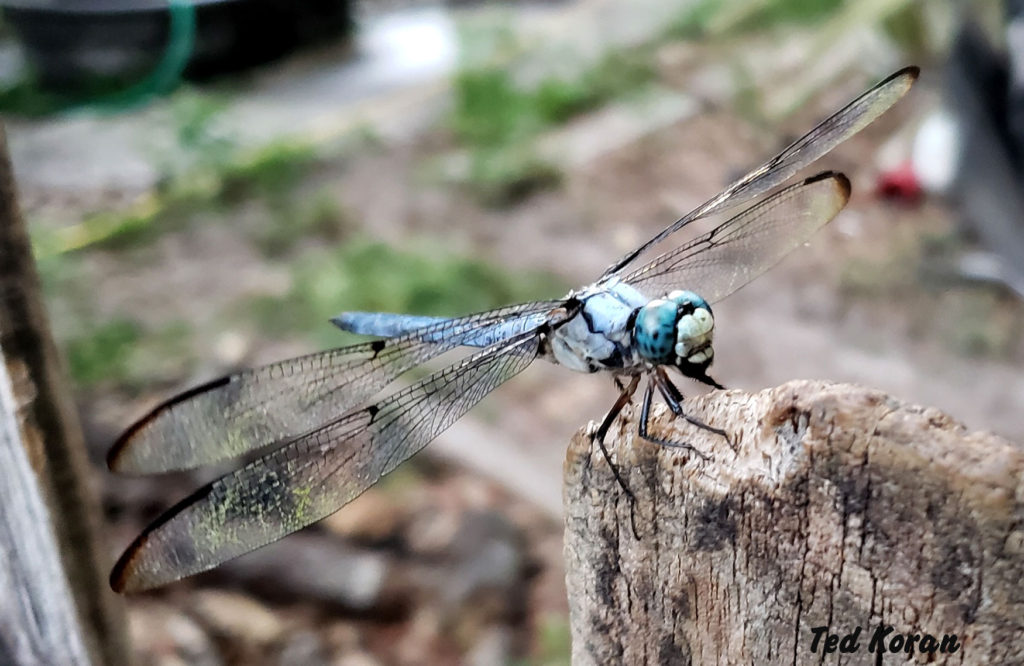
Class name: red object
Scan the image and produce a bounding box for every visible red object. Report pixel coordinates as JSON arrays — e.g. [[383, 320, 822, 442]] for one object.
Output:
[[876, 160, 923, 202]]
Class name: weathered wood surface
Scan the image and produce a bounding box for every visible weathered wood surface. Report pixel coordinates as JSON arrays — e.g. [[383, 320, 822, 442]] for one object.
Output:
[[564, 379, 1023, 665], [0, 124, 130, 665], [0, 355, 91, 665]]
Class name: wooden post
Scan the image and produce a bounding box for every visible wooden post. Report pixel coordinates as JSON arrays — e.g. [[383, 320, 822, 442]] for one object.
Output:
[[0, 124, 131, 665], [0, 353, 91, 665], [564, 379, 1024, 664]]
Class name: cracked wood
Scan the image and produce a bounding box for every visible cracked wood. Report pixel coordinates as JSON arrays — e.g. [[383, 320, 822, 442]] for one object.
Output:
[[563, 379, 1023, 665]]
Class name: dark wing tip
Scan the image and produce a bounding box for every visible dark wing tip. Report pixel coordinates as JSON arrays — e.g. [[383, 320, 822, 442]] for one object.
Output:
[[107, 374, 233, 472], [107, 427, 140, 472], [110, 479, 221, 592], [803, 170, 852, 203], [806, 169, 850, 189], [898, 65, 921, 81], [882, 65, 920, 86], [833, 172, 852, 200], [109, 535, 146, 593]]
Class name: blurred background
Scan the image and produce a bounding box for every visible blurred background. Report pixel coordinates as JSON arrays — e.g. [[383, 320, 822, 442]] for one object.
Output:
[[4, 0, 1023, 663]]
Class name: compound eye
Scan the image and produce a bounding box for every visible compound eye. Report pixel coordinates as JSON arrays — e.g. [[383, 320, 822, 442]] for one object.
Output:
[[676, 308, 714, 340], [674, 305, 715, 363], [634, 299, 678, 363], [667, 290, 712, 315], [693, 307, 713, 333]]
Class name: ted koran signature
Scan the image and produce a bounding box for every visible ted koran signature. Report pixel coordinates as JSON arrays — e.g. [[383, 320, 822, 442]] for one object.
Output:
[[810, 624, 961, 656]]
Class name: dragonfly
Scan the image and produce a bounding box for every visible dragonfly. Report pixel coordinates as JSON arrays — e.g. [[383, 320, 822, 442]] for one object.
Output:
[[108, 66, 917, 593]]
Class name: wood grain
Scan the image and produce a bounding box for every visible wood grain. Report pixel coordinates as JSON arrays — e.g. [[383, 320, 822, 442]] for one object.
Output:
[[564, 379, 1023, 664]]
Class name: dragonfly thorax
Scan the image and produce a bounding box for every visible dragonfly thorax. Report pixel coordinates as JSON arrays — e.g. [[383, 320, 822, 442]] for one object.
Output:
[[634, 290, 715, 371]]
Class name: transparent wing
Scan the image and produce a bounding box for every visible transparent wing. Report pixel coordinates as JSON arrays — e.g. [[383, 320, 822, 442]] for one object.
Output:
[[602, 66, 918, 279], [623, 172, 850, 303], [108, 300, 560, 474], [110, 332, 541, 592]]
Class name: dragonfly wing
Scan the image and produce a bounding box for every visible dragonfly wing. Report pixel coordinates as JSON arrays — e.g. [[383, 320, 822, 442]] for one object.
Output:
[[623, 171, 850, 303], [602, 66, 917, 278], [332, 310, 551, 348], [110, 332, 541, 592], [109, 300, 560, 474]]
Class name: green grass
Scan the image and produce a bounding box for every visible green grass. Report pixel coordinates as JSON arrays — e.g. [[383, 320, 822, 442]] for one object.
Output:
[[0, 75, 65, 117], [0, 66, 175, 117], [666, 0, 729, 38], [169, 90, 235, 168], [450, 0, 856, 193], [62, 317, 196, 389], [31, 139, 322, 257], [754, 0, 845, 24], [30, 83, 321, 258], [451, 67, 561, 205], [218, 142, 319, 204], [37, 252, 198, 389], [521, 613, 571, 666], [450, 40, 656, 205], [464, 147, 564, 207], [244, 238, 565, 348], [666, 0, 846, 39], [452, 49, 655, 148], [65, 319, 142, 387], [250, 189, 353, 258], [452, 68, 537, 148]]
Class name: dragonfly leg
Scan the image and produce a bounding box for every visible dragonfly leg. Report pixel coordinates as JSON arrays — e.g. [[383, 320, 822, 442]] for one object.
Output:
[[594, 375, 642, 538], [594, 375, 639, 486], [655, 368, 733, 448], [692, 370, 726, 391], [637, 379, 709, 460]]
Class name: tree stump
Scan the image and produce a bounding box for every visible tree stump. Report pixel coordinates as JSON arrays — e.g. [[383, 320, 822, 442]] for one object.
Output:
[[563, 379, 1023, 665]]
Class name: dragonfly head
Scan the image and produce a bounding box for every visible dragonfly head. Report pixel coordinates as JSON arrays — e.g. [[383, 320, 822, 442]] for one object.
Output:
[[634, 290, 715, 371]]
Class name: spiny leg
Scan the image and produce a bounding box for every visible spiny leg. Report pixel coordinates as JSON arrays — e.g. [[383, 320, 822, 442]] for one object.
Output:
[[655, 368, 732, 447], [690, 369, 726, 391], [637, 379, 709, 459], [594, 375, 639, 494], [593, 374, 641, 538]]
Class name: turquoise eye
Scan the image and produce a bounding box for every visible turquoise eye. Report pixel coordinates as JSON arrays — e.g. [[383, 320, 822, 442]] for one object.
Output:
[[667, 290, 711, 315], [633, 299, 677, 363]]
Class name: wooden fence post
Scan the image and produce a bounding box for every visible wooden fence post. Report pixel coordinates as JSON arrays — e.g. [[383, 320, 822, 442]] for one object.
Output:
[[564, 379, 1023, 664], [0, 124, 131, 665], [0, 351, 92, 664]]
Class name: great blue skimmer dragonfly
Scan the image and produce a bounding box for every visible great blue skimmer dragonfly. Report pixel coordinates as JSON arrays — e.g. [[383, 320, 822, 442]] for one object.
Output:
[[108, 67, 917, 592]]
